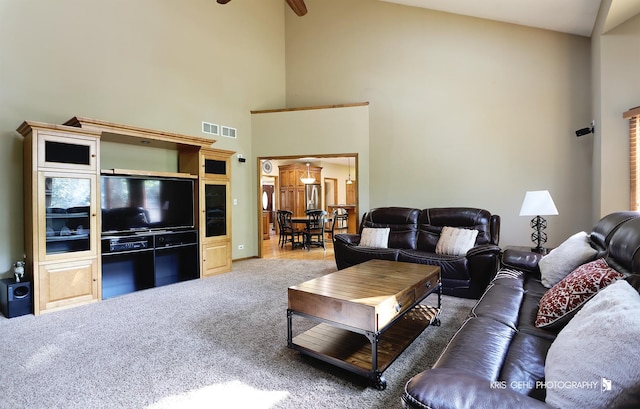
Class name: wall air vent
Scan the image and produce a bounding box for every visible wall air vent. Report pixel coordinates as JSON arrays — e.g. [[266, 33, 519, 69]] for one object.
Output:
[[221, 126, 237, 139], [202, 122, 219, 135]]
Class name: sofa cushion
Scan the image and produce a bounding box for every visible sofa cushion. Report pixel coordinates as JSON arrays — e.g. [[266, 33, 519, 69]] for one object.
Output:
[[436, 226, 479, 256], [545, 279, 640, 409], [538, 231, 598, 288], [433, 316, 516, 381], [416, 207, 494, 252], [358, 227, 389, 248], [535, 258, 623, 330], [361, 207, 419, 249], [498, 332, 552, 398], [397, 250, 469, 281], [517, 279, 557, 341], [470, 280, 524, 328]]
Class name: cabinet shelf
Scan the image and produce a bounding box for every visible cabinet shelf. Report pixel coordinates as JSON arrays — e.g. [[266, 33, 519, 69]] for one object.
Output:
[[46, 213, 89, 219], [46, 234, 89, 242]]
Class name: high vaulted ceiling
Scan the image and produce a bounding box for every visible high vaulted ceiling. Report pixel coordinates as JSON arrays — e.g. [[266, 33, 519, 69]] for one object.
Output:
[[380, 0, 636, 37]]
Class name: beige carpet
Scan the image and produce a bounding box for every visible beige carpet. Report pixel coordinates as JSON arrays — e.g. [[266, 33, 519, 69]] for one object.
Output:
[[0, 259, 475, 409]]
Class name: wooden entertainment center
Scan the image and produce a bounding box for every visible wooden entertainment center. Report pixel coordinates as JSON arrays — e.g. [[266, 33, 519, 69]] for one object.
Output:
[[18, 117, 233, 315]]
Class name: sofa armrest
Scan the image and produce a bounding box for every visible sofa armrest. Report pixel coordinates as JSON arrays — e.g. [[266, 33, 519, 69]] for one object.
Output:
[[501, 248, 543, 273], [490, 214, 501, 245], [402, 368, 552, 409], [467, 243, 501, 257], [334, 233, 360, 246]]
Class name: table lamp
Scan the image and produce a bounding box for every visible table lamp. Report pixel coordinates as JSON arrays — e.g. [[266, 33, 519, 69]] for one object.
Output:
[[519, 190, 558, 254]]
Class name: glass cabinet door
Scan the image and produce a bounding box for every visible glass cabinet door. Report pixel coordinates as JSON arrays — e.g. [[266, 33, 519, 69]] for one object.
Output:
[[43, 174, 94, 255], [204, 183, 227, 237]]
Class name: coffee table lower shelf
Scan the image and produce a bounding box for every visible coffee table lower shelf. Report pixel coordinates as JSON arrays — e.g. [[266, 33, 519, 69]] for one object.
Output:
[[288, 304, 440, 390]]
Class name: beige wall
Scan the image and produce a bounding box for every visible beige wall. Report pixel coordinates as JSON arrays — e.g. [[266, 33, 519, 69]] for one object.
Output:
[[283, 0, 594, 247], [0, 0, 286, 273], [593, 4, 640, 217], [2, 0, 637, 271], [251, 105, 370, 253]]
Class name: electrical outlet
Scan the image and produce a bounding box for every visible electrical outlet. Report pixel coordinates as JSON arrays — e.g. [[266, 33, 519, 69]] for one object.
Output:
[[238, 244, 244, 250], [233, 199, 238, 205]]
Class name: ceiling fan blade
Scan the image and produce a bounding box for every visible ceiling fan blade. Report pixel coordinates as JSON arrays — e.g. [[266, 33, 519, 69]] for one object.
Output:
[[217, 0, 307, 16], [285, 0, 307, 16]]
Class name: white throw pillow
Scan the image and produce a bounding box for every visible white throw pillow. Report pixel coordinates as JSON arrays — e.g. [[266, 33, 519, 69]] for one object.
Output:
[[435, 226, 479, 256], [538, 231, 597, 288], [545, 280, 640, 409], [358, 227, 390, 248]]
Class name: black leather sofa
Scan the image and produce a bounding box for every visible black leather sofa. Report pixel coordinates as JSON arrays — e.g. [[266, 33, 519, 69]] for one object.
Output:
[[333, 207, 501, 298], [402, 211, 640, 409]]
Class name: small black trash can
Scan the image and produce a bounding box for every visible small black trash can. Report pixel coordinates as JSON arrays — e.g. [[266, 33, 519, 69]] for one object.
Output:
[[0, 278, 32, 318]]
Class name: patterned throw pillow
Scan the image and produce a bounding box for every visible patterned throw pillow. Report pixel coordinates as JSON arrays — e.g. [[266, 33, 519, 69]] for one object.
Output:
[[358, 227, 390, 248], [535, 258, 624, 330], [435, 226, 479, 256]]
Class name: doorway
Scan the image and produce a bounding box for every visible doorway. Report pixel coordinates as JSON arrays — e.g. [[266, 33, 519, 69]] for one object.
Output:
[[257, 154, 358, 258], [325, 178, 338, 210], [261, 182, 275, 240]]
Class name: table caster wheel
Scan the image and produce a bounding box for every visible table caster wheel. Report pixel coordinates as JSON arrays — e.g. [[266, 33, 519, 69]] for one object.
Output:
[[432, 318, 441, 327], [374, 376, 387, 390]]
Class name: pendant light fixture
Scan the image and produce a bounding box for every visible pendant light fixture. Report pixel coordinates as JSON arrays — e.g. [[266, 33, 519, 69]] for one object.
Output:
[[346, 157, 353, 184], [300, 162, 316, 184]]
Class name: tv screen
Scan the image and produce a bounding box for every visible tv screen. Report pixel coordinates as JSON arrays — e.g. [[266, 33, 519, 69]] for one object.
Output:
[[101, 175, 194, 233]]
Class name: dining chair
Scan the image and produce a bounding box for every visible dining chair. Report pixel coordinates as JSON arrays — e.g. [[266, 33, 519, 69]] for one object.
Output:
[[276, 210, 303, 249], [304, 209, 328, 250]]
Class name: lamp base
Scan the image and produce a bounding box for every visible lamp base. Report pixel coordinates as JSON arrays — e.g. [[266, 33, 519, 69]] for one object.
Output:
[[530, 216, 550, 255]]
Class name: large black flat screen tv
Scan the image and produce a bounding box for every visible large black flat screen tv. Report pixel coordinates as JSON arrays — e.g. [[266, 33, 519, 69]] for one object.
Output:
[[101, 175, 195, 233]]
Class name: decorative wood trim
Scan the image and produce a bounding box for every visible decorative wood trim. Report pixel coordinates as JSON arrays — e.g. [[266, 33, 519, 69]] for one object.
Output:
[[64, 116, 215, 148], [200, 146, 236, 155], [250, 102, 369, 115], [101, 168, 198, 179], [17, 121, 102, 138]]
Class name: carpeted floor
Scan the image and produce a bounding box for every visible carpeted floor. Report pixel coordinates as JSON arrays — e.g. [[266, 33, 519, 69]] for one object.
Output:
[[0, 259, 475, 409]]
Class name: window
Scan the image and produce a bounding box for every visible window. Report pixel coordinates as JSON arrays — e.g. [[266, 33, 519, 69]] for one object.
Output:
[[623, 107, 640, 210]]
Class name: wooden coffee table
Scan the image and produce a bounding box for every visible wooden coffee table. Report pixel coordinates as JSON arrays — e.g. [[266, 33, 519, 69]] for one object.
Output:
[[287, 259, 441, 389]]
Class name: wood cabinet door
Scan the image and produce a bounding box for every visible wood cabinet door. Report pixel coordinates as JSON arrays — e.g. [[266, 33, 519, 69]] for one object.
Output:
[[346, 180, 357, 205], [310, 169, 322, 183], [281, 169, 294, 187], [37, 258, 99, 313], [294, 187, 306, 217], [279, 187, 294, 212], [202, 241, 231, 277]]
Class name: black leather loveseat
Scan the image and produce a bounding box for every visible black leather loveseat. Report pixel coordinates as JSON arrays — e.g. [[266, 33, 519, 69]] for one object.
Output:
[[402, 211, 640, 409], [333, 207, 501, 298]]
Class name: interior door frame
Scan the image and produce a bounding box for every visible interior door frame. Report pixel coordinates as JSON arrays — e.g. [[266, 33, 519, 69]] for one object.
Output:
[[324, 177, 338, 211], [256, 153, 358, 258]]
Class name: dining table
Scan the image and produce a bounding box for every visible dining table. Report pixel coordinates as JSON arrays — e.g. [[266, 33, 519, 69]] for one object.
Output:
[[291, 215, 332, 249]]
